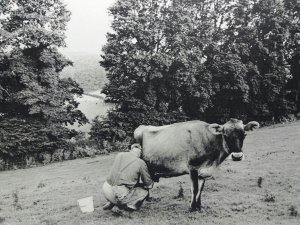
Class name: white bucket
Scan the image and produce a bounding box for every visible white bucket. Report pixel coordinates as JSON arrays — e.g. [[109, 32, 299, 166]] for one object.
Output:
[[77, 196, 94, 213]]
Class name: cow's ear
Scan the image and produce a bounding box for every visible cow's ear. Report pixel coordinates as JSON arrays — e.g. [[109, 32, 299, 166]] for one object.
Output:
[[208, 124, 224, 135], [244, 121, 260, 131]]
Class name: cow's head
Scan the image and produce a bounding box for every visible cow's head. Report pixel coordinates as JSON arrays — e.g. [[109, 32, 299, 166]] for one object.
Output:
[[208, 118, 259, 161]]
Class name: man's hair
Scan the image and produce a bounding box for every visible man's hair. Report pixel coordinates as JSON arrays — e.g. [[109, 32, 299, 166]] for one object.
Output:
[[130, 143, 142, 158], [131, 143, 142, 150]]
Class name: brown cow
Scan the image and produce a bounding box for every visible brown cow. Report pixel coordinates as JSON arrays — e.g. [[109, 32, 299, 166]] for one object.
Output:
[[134, 118, 259, 211]]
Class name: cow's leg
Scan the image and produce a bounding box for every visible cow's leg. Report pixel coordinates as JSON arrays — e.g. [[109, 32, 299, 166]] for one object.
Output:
[[189, 169, 199, 212], [195, 177, 205, 211]]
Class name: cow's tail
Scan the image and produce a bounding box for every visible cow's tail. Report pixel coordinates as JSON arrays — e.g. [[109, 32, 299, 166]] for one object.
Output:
[[133, 125, 144, 146], [133, 125, 147, 161], [133, 125, 158, 182]]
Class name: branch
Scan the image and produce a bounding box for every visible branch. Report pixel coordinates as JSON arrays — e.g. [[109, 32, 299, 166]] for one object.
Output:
[[0, 85, 10, 96]]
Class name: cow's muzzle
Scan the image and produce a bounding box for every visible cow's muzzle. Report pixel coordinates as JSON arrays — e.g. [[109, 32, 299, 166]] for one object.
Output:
[[231, 152, 244, 161]]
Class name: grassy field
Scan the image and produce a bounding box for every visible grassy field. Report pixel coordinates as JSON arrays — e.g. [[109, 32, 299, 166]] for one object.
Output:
[[0, 121, 299, 225]]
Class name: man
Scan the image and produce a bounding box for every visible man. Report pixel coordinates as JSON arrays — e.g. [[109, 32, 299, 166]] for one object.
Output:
[[102, 143, 153, 211]]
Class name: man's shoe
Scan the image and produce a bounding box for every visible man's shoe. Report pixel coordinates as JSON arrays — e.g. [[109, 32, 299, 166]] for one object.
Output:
[[117, 204, 135, 211], [125, 204, 139, 211], [103, 202, 114, 210], [123, 205, 136, 211], [112, 207, 132, 218]]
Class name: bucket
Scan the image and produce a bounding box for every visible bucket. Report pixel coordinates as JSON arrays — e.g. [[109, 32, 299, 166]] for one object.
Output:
[[77, 196, 94, 213]]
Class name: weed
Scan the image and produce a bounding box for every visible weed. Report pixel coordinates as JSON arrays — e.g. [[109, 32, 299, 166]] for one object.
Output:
[[226, 169, 236, 173], [289, 206, 298, 216], [12, 191, 22, 210], [257, 177, 263, 188], [37, 182, 46, 188], [12, 191, 18, 204], [83, 176, 91, 183], [174, 182, 184, 199], [264, 193, 275, 202], [33, 200, 40, 205]]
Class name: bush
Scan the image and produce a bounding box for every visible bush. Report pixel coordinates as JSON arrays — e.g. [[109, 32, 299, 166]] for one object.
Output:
[[0, 116, 79, 170]]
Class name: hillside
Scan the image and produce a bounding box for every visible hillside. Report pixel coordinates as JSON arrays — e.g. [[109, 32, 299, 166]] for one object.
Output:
[[0, 121, 299, 225], [60, 52, 108, 93]]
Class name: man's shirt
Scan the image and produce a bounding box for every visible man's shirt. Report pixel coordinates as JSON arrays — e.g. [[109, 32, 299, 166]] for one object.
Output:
[[106, 152, 153, 188]]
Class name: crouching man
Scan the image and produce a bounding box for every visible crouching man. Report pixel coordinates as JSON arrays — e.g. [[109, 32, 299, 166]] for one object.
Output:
[[102, 144, 153, 211]]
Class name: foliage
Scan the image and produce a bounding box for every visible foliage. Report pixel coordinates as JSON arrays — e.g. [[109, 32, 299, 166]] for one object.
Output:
[[0, 0, 88, 165], [214, 0, 300, 121], [0, 115, 76, 168], [91, 0, 300, 146], [0, 0, 88, 125], [0, 115, 101, 170]]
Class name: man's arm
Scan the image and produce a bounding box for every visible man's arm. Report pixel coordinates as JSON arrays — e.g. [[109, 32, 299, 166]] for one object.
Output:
[[139, 161, 154, 188]]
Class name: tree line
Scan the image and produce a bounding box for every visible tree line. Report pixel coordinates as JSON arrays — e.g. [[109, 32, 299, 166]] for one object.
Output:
[[90, 0, 300, 149]]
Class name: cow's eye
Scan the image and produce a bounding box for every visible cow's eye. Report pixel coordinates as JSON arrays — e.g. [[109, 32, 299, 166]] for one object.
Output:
[[238, 132, 246, 139]]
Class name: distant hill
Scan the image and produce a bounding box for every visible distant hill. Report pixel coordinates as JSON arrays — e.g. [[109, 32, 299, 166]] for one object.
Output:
[[60, 52, 108, 93]]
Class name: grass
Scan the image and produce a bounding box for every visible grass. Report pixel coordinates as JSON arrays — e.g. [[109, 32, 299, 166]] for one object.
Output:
[[0, 121, 299, 225]]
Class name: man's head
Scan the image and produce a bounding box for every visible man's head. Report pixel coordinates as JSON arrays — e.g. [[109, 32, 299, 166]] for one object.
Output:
[[130, 143, 142, 158]]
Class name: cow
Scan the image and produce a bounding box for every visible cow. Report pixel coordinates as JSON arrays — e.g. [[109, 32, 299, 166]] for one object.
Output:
[[133, 118, 259, 211]]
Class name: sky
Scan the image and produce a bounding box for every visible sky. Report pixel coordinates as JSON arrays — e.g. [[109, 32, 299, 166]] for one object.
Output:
[[62, 0, 115, 55]]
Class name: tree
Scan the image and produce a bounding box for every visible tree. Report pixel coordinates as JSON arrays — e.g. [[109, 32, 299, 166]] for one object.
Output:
[[0, 0, 87, 164], [92, 0, 218, 145], [284, 0, 300, 114], [221, 0, 300, 121], [92, 0, 300, 146]]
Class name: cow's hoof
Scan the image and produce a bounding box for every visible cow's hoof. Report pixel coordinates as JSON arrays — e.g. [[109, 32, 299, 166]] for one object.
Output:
[[189, 207, 198, 212], [189, 206, 202, 212], [152, 176, 160, 182]]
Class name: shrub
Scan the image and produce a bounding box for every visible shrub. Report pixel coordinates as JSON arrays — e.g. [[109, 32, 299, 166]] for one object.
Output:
[[0, 116, 78, 169]]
